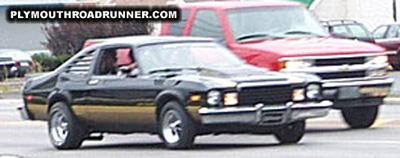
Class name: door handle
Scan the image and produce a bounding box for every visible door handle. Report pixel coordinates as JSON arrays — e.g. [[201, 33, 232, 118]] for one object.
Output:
[[88, 79, 99, 85]]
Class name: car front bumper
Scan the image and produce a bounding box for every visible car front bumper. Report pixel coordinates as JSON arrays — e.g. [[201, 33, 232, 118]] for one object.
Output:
[[198, 100, 332, 125], [322, 77, 393, 108]]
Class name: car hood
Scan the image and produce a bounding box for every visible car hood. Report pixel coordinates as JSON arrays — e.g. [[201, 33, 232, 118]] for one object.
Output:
[[169, 65, 318, 89], [241, 37, 386, 58]]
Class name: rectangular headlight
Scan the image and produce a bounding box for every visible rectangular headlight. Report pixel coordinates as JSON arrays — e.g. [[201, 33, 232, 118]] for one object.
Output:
[[292, 89, 305, 101], [224, 92, 238, 106]]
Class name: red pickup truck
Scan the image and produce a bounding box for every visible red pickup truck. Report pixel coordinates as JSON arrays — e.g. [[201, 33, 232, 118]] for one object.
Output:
[[160, 1, 394, 128]]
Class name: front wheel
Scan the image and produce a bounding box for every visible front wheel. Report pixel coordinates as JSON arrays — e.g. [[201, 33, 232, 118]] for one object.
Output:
[[341, 106, 379, 129], [48, 102, 87, 149], [274, 120, 305, 144], [158, 101, 197, 149]]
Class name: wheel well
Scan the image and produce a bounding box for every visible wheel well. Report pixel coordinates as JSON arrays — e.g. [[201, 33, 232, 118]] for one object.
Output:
[[47, 95, 69, 113], [155, 94, 182, 120]]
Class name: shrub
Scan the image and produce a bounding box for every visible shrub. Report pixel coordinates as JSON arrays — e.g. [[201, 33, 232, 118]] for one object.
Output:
[[43, 21, 151, 56], [32, 54, 72, 72]]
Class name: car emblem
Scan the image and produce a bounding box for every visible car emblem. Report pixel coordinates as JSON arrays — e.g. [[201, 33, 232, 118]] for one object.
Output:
[[340, 64, 350, 72]]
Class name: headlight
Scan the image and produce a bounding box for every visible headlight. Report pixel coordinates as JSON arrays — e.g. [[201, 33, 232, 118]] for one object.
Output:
[[306, 84, 321, 99], [207, 90, 221, 106], [279, 59, 314, 69], [367, 68, 387, 77], [224, 92, 238, 106], [366, 55, 388, 65], [292, 89, 305, 101]]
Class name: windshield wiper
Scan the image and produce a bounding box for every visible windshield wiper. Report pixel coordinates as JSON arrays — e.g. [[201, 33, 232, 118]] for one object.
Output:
[[147, 66, 210, 75], [281, 30, 324, 37], [236, 32, 282, 42], [148, 68, 184, 74]]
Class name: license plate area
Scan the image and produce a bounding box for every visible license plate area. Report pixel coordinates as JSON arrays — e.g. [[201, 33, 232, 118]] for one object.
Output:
[[338, 86, 360, 99]]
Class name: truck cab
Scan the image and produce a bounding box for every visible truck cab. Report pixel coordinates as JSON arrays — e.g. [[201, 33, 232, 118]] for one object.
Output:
[[160, 1, 394, 128]]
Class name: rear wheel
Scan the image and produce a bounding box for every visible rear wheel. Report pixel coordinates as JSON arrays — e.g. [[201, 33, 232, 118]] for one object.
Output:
[[48, 102, 87, 149], [341, 106, 379, 129], [274, 120, 305, 144], [158, 101, 196, 149]]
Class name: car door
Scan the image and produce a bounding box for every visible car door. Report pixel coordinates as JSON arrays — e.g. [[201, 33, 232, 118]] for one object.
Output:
[[80, 45, 162, 132]]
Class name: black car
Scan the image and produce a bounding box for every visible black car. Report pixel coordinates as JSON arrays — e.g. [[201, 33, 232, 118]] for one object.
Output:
[[19, 36, 331, 149], [321, 20, 375, 43]]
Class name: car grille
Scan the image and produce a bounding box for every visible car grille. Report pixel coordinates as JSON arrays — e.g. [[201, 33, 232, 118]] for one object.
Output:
[[314, 57, 366, 66], [239, 85, 292, 105], [317, 70, 366, 80]]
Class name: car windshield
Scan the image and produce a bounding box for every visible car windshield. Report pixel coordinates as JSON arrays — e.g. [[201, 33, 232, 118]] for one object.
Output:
[[136, 42, 245, 74], [226, 6, 328, 41]]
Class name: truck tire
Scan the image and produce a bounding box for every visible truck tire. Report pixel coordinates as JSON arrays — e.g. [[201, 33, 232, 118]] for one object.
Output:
[[158, 101, 197, 149], [48, 102, 87, 149], [341, 106, 378, 129], [274, 120, 305, 144]]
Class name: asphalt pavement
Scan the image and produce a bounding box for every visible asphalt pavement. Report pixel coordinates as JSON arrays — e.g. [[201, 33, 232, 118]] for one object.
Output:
[[0, 99, 400, 158]]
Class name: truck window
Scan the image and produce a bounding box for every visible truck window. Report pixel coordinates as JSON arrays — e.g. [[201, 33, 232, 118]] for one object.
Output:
[[190, 10, 224, 40], [373, 25, 388, 39], [166, 9, 189, 36]]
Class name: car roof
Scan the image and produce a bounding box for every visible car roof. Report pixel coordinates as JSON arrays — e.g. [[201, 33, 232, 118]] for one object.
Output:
[[178, 1, 301, 10], [88, 36, 216, 48]]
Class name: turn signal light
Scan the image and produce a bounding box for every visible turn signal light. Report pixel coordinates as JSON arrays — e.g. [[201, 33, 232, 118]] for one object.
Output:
[[224, 92, 238, 106], [190, 95, 201, 102]]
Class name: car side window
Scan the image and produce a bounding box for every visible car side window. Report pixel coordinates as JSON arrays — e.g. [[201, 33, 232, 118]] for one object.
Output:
[[332, 25, 350, 36], [166, 9, 190, 36], [373, 25, 388, 39], [387, 25, 400, 38], [64, 50, 96, 76], [190, 10, 224, 40], [94, 47, 137, 76]]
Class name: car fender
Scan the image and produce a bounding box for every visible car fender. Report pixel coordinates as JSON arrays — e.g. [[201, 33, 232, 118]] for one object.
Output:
[[47, 90, 73, 112]]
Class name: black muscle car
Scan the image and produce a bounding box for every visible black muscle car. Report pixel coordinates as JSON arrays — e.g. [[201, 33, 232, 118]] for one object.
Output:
[[19, 36, 332, 149]]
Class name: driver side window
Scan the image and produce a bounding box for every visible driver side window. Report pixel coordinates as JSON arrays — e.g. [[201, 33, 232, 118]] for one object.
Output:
[[94, 46, 136, 76]]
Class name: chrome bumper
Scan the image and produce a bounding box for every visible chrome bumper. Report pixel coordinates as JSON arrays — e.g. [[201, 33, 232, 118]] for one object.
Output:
[[17, 104, 31, 120], [322, 77, 393, 88], [199, 100, 332, 125]]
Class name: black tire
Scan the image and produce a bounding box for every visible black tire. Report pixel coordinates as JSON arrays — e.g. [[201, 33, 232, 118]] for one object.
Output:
[[158, 101, 196, 149], [341, 106, 379, 129], [48, 102, 87, 150], [274, 120, 305, 144]]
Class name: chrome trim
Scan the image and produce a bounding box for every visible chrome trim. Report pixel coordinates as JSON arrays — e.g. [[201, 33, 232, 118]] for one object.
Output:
[[198, 100, 332, 125], [17, 105, 30, 120], [237, 81, 292, 88], [279, 51, 395, 61], [321, 76, 389, 83], [323, 78, 394, 88], [280, 63, 387, 73]]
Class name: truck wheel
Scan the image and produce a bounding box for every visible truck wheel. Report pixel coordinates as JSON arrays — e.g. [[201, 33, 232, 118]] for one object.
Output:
[[48, 102, 87, 150], [158, 101, 196, 149], [274, 120, 305, 144], [341, 106, 378, 129]]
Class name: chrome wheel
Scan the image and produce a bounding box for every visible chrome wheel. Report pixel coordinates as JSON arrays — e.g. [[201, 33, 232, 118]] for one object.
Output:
[[162, 110, 183, 144], [50, 111, 69, 145]]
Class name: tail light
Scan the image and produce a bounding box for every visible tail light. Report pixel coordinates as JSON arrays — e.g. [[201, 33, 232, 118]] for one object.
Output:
[[25, 95, 34, 101], [28, 61, 33, 67], [15, 61, 21, 67]]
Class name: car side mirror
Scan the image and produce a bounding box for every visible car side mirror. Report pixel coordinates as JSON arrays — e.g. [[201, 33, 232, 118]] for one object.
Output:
[[119, 66, 131, 74]]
